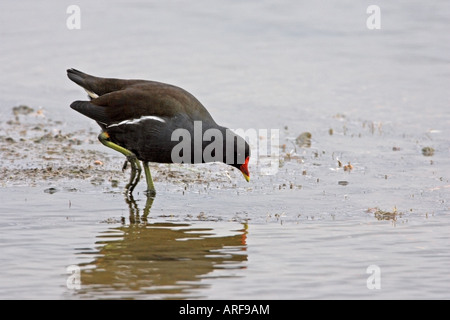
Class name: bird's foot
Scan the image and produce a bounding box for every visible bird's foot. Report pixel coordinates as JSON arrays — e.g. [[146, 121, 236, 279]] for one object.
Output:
[[124, 154, 142, 195], [122, 160, 128, 172]]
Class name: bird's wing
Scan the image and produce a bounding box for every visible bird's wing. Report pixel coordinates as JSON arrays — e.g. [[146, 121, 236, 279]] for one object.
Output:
[[68, 69, 215, 125]]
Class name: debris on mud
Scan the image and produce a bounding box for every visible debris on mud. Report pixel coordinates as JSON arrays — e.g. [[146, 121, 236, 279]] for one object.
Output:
[[12, 105, 34, 116], [296, 132, 312, 148], [421, 147, 435, 157], [343, 162, 353, 172], [367, 207, 403, 221]]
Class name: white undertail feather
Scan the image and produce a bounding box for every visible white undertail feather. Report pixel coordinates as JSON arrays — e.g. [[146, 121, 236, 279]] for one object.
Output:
[[85, 89, 99, 99]]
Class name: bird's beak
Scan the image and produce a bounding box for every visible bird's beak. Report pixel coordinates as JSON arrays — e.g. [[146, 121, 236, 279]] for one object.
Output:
[[240, 156, 250, 182]]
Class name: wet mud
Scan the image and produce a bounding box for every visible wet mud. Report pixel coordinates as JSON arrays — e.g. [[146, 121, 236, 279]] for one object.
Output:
[[1, 105, 447, 225]]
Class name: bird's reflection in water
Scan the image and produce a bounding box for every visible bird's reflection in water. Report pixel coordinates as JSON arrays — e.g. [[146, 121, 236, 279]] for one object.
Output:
[[75, 194, 248, 299], [124, 194, 154, 224]]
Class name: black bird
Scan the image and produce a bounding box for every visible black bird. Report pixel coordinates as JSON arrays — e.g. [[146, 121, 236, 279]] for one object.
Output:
[[67, 68, 250, 196]]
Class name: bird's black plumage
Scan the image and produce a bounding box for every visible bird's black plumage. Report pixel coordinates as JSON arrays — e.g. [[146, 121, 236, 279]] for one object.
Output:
[[67, 68, 250, 194]]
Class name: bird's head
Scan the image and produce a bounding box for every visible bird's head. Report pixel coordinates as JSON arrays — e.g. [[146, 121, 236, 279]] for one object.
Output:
[[229, 134, 251, 182], [238, 155, 250, 182]]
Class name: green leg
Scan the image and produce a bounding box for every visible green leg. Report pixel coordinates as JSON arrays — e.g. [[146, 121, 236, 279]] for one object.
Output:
[[142, 161, 156, 197], [98, 131, 142, 195]]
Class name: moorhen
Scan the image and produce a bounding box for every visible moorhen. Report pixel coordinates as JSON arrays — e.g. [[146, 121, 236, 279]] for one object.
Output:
[[67, 69, 250, 196]]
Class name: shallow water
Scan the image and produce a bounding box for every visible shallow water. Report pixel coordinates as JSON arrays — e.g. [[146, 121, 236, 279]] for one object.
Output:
[[1, 0, 449, 299]]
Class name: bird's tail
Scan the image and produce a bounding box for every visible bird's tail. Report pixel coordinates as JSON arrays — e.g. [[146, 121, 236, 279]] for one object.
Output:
[[67, 68, 103, 99], [67, 68, 140, 98]]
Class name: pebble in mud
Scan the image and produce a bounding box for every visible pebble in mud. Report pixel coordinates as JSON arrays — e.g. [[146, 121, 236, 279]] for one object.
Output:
[[44, 187, 58, 194], [0, 136, 15, 143]]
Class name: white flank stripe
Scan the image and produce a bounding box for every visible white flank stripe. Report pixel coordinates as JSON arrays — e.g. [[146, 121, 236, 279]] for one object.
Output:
[[107, 115, 166, 128]]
